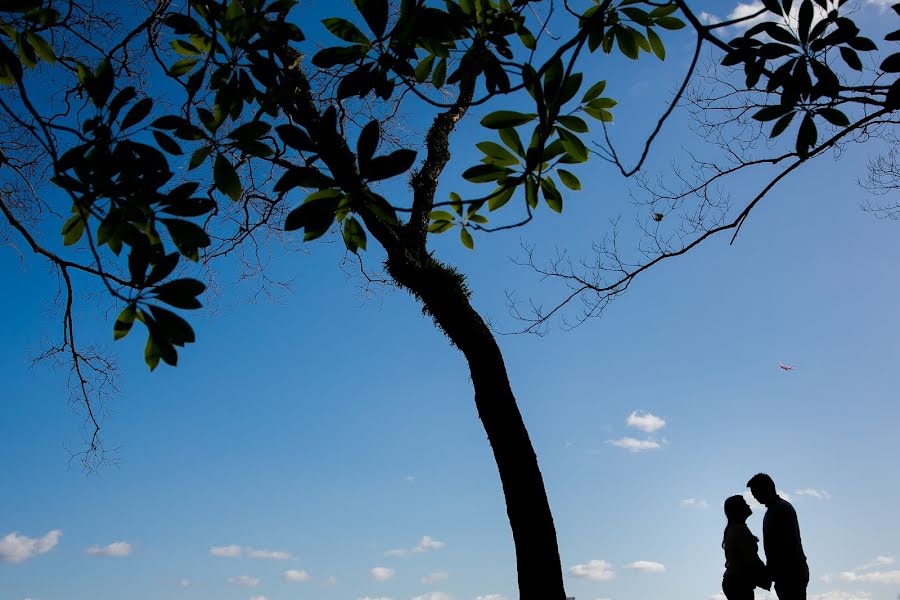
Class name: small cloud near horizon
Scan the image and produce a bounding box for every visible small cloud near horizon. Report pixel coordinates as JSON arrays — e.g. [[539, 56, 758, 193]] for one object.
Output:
[[386, 535, 446, 557], [626, 560, 666, 573], [86, 542, 132, 557], [210, 545, 291, 559], [569, 559, 615, 581], [607, 437, 662, 452], [681, 498, 709, 509]]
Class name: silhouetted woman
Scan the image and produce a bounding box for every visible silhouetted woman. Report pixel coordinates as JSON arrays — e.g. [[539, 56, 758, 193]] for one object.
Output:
[[722, 495, 771, 600]]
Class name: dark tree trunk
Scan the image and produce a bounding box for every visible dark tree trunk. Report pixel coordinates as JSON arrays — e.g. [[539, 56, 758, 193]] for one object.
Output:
[[276, 50, 565, 598], [387, 254, 567, 600]]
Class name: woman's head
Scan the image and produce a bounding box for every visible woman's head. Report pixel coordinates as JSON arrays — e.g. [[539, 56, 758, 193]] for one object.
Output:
[[724, 494, 752, 522]]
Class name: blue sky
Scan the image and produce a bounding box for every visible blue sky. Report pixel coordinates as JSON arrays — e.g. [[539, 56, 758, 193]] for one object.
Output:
[[2, 1, 899, 600]]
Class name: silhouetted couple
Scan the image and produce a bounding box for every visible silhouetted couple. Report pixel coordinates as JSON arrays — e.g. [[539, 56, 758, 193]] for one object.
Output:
[[721, 473, 809, 600]]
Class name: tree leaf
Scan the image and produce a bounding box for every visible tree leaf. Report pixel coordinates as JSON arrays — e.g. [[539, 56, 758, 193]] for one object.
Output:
[[481, 111, 537, 129], [113, 305, 137, 340], [362, 149, 417, 181], [121, 97, 153, 129], [322, 18, 370, 45], [557, 169, 581, 190], [152, 278, 206, 310], [460, 226, 474, 249], [214, 154, 242, 201], [342, 216, 367, 252]]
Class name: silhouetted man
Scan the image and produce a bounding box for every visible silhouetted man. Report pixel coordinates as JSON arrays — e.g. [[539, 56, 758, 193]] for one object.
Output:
[[748, 473, 809, 600]]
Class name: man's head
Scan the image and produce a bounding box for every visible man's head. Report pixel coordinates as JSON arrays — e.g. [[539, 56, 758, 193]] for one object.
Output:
[[747, 472, 778, 506]]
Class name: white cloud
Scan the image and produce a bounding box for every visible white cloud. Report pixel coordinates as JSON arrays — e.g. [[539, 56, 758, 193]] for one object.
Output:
[[412, 593, 453, 600], [681, 498, 709, 509], [249, 596, 268, 600], [856, 556, 895, 571], [178, 579, 191, 588], [247, 548, 291, 560], [210, 545, 291, 559], [227, 575, 260, 588], [359, 597, 393, 600], [387, 536, 446, 557], [840, 570, 900, 584], [699, 11, 722, 25], [86, 542, 132, 557], [421, 571, 449, 584], [371, 567, 396, 582], [794, 488, 831, 500], [569, 559, 615, 581], [475, 595, 507, 600], [626, 411, 666, 433], [709, 594, 727, 600], [608, 437, 661, 452], [211, 545, 242, 557], [0, 530, 62, 564], [282, 569, 311, 582], [810, 593, 873, 600], [865, 0, 894, 10], [413, 536, 446, 553], [626, 560, 666, 573]]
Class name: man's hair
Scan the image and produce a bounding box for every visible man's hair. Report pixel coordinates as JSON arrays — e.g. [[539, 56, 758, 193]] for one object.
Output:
[[747, 472, 776, 492]]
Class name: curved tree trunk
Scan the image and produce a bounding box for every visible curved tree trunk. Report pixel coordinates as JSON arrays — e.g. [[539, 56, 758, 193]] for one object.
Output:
[[387, 254, 567, 600], [276, 48, 566, 598]]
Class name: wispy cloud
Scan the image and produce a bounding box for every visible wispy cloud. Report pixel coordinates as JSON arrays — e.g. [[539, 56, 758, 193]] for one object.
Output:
[[681, 498, 709, 509], [421, 571, 449, 584], [810, 593, 873, 600], [227, 575, 260, 587], [210, 545, 291, 559], [864, 0, 894, 10], [795, 488, 831, 500], [414, 536, 446, 553], [247, 548, 291, 560], [358, 597, 393, 600], [210, 545, 242, 557], [249, 596, 268, 600], [626, 411, 666, 433], [607, 437, 661, 452], [85, 542, 132, 557], [282, 569, 312, 582], [475, 595, 507, 600], [386, 536, 446, 557], [411, 593, 453, 600], [370, 567, 396, 582], [568, 559, 615, 581], [840, 570, 900, 584], [0, 530, 62, 564], [856, 556, 895, 571], [626, 560, 666, 573]]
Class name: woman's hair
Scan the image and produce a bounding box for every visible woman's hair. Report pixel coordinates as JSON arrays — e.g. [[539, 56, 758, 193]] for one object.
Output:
[[722, 495, 750, 549], [724, 495, 748, 521]]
